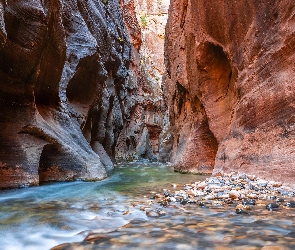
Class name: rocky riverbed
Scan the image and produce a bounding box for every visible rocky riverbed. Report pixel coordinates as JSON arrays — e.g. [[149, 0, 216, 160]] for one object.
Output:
[[54, 166, 295, 250], [143, 172, 295, 217], [5, 163, 294, 250]]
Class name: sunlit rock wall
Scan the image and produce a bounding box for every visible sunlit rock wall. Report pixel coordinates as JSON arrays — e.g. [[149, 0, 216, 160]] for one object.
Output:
[[0, 0, 145, 188], [115, 0, 169, 161], [162, 0, 295, 184]]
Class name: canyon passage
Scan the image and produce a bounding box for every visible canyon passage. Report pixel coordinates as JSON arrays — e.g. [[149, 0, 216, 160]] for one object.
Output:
[[1, 0, 295, 249]]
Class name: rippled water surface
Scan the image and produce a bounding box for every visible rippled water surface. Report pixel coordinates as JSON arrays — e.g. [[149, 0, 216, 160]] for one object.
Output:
[[0, 162, 295, 250]]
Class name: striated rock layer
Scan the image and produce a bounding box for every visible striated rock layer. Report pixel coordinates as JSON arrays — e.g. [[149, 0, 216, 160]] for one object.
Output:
[[115, 0, 168, 161], [162, 0, 295, 184], [0, 0, 162, 189]]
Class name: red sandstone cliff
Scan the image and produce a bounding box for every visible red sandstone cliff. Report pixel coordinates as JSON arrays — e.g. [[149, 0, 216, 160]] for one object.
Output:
[[162, 0, 295, 184], [115, 0, 168, 162], [0, 0, 163, 189]]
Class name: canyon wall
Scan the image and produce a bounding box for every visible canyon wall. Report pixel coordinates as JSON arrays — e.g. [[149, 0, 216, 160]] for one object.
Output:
[[163, 0, 295, 184], [115, 0, 168, 161], [0, 0, 163, 189]]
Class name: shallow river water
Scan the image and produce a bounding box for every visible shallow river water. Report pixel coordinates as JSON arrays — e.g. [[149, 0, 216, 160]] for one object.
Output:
[[0, 162, 295, 250]]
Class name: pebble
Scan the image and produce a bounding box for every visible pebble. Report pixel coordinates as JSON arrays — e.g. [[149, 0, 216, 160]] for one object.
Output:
[[167, 197, 176, 202], [197, 182, 207, 189], [242, 199, 256, 205], [146, 209, 166, 217], [266, 203, 280, 211], [277, 198, 284, 203], [285, 201, 295, 208], [235, 204, 251, 214], [247, 193, 258, 199], [148, 172, 295, 215], [186, 189, 196, 196], [205, 195, 215, 200], [229, 190, 240, 199], [268, 181, 282, 187], [146, 210, 159, 217], [199, 202, 206, 207], [219, 193, 229, 199]]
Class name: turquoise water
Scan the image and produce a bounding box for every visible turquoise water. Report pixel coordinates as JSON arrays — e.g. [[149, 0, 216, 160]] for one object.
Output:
[[1, 162, 295, 250], [0, 162, 206, 250]]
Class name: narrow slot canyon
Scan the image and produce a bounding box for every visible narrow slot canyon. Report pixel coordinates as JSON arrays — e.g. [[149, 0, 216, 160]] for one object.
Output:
[[1, 0, 295, 249]]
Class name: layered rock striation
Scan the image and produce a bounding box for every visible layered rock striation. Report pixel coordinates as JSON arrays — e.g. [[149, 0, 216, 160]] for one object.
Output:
[[162, 0, 295, 184], [0, 0, 162, 189], [115, 0, 169, 161]]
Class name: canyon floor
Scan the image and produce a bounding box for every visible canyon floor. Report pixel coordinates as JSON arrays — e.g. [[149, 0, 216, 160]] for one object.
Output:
[[1, 162, 295, 250]]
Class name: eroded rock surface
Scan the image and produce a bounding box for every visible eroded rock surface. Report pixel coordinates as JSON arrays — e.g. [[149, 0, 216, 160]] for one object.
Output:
[[0, 0, 158, 188], [162, 0, 295, 183], [115, 0, 168, 161]]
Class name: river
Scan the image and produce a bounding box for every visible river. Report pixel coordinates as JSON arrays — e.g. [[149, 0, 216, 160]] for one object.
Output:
[[0, 162, 294, 250]]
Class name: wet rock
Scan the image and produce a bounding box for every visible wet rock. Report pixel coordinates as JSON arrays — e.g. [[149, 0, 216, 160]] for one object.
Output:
[[203, 194, 214, 201], [146, 210, 160, 217], [186, 189, 197, 196], [212, 201, 223, 206], [140, 206, 150, 211], [285, 201, 295, 208], [217, 192, 226, 198], [167, 197, 176, 202], [225, 199, 234, 204], [152, 172, 295, 216], [235, 204, 251, 214], [187, 199, 197, 204], [154, 194, 164, 199], [229, 190, 240, 199], [197, 182, 207, 190], [276, 198, 284, 203], [180, 199, 188, 205], [157, 209, 167, 217], [242, 199, 256, 205], [257, 180, 268, 188], [249, 184, 260, 192], [146, 210, 159, 217], [159, 199, 169, 207], [269, 181, 282, 188], [247, 193, 258, 199], [266, 203, 280, 211], [164, 190, 173, 197], [85, 233, 107, 241], [199, 202, 206, 207]]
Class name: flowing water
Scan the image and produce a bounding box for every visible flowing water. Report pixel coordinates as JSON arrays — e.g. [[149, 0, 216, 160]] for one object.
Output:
[[0, 162, 295, 250]]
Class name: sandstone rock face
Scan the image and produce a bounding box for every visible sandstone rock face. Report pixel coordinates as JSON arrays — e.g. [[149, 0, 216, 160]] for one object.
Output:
[[134, 0, 169, 88], [0, 0, 146, 188], [115, 0, 168, 161], [163, 0, 295, 183]]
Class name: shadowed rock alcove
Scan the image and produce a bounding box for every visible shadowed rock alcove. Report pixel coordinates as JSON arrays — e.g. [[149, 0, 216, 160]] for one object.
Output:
[[196, 42, 238, 143], [172, 42, 237, 173]]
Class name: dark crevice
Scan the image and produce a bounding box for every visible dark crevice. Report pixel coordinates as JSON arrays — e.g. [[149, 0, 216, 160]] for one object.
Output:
[[180, 0, 188, 28], [175, 81, 188, 115]]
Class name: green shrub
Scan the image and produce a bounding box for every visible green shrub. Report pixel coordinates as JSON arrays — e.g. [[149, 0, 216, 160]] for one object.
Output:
[[140, 14, 147, 28]]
